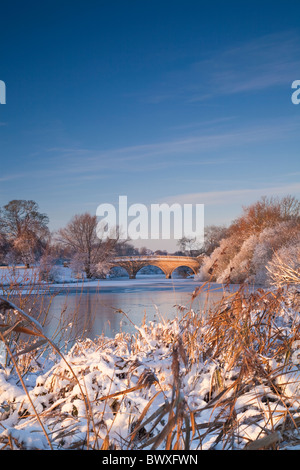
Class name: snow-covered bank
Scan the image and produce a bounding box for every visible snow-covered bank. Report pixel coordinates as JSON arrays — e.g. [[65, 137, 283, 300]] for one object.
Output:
[[0, 265, 196, 290], [1, 286, 300, 450], [0, 265, 90, 287]]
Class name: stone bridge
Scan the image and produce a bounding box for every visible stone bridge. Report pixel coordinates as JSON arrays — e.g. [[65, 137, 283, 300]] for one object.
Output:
[[109, 255, 203, 279]]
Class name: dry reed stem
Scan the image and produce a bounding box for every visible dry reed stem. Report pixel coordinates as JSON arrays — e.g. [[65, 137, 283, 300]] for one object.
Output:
[[267, 253, 300, 287], [0, 295, 96, 449], [0, 330, 53, 449]]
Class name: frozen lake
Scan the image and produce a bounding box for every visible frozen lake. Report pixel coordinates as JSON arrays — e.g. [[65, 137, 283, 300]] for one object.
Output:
[[42, 275, 237, 339]]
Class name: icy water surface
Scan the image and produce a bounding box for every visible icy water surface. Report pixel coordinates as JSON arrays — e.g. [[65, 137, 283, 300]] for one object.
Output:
[[43, 275, 239, 339]]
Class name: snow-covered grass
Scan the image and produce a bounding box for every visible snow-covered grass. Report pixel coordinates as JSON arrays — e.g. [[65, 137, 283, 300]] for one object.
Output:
[[1, 282, 300, 450], [0, 265, 89, 287]]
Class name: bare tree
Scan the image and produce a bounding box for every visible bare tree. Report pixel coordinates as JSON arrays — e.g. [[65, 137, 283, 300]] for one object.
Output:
[[56, 213, 119, 279], [0, 231, 10, 265], [139, 246, 153, 256], [203, 225, 229, 255], [177, 236, 198, 255], [0, 200, 49, 266]]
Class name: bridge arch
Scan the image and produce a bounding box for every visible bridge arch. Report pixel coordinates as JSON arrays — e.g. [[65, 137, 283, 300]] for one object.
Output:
[[170, 264, 197, 278], [135, 264, 167, 278], [108, 265, 131, 278]]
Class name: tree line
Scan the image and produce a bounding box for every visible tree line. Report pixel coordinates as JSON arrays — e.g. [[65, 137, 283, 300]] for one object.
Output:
[[0, 201, 133, 278], [0, 200, 185, 280], [0, 195, 299, 284], [198, 195, 300, 285]]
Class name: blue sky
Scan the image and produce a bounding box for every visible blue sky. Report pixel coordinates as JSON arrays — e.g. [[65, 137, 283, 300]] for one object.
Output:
[[0, 0, 300, 250]]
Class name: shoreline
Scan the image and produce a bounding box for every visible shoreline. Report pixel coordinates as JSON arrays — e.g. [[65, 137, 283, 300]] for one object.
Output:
[[0, 276, 242, 296]]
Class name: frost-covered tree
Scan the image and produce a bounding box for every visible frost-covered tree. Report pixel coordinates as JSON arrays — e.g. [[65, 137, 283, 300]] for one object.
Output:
[[197, 196, 300, 285], [247, 220, 300, 285], [203, 225, 229, 256], [0, 200, 49, 266], [217, 234, 258, 284], [38, 250, 59, 282], [230, 195, 300, 239], [57, 213, 119, 279], [197, 236, 240, 282]]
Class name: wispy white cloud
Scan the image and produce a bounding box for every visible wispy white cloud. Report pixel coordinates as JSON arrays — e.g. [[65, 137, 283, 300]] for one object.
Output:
[[168, 116, 237, 131], [76, 115, 299, 165], [1, 113, 298, 186], [139, 31, 300, 104], [214, 31, 300, 94], [162, 182, 300, 207]]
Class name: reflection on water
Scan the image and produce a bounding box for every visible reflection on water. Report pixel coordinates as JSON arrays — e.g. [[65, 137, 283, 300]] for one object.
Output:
[[44, 276, 234, 340]]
